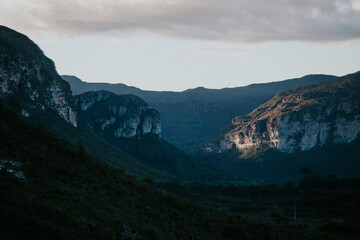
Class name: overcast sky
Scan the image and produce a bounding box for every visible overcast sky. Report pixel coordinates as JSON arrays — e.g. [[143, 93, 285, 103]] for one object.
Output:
[[1, 0, 360, 91]]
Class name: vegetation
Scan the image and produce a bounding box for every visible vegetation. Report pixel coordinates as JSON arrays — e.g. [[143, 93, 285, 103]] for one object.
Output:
[[75, 90, 225, 181], [108, 134, 226, 181], [29, 107, 175, 182], [197, 138, 360, 182], [0, 104, 325, 239], [158, 176, 360, 239], [1, 25, 359, 239], [0, 25, 177, 182], [196, 71, 360, 182]]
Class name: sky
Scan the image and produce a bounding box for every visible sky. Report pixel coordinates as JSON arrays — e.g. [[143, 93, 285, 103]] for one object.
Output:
[[1, 0, 360, 91]]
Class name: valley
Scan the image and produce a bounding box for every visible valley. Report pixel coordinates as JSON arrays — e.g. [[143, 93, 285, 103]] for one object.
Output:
[[63, 74, 336, 150], [1, 25, 359, 239]]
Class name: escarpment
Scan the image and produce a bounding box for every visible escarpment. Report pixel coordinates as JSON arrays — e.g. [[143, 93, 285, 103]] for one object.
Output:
[[0, 26, 77, 126], [203, 72, 360, 154], [75, 91, 161, 139]]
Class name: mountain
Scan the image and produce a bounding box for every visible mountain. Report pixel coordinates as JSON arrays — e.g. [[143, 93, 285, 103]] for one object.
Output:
[[0, 26, 77, 126], [63, 74, 337, 149], [75, 91, 161, 138], [0, 25, 182, 181], [75, 90, 226, 181], [0, 103, 318, 240], [196, 72, 360, 182], [0, 25, 225, 182]]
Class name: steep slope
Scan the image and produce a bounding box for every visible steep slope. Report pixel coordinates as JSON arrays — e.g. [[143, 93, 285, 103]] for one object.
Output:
[[0, 25, 176, 181], [0, 26, 77, 126], [63, 74, 336, 149], [0, 104, 317, 240], [75, 91, 161, 138], [75, 91, 224, 181], [196, 72, 360, 182]]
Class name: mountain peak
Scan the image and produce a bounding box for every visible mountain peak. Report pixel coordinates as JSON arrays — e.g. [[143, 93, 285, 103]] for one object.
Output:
[[0, 26, 77, 127]]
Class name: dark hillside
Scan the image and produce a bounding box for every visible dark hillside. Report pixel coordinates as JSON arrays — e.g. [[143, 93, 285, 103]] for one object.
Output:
[[0, 104, 320, 240]]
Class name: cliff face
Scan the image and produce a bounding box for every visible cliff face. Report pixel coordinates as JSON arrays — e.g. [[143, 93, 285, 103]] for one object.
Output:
[[204, 72, 360, 154], [75, 91, 161, 138], [63, 74, 336, 150], [0, 26, 77, 126]]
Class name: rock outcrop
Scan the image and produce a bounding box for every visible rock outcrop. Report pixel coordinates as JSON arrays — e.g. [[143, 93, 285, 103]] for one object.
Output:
[[75, 91, 161, 138], [0, 26, 77, 126], [63, 74, 337, 150], [203, 71, 360, 154]]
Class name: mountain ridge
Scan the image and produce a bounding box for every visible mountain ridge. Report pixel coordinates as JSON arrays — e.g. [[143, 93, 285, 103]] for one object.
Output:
[[63, 74, 337, 149], [208, 71, 360, 153], [195, 71, 360, 182], [0, 25, 181, 182], [0, 26, 226, 182], [75, 90, 227, 181], [1, 102, 309, 240]]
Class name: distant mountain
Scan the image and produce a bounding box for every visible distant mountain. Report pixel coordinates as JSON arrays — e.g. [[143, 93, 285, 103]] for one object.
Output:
[[195, 72, 360, 182], [75, 90, 225, 181], [0, 26, 225, 182], [75, 91, 161, 138], [0, 25, 181, 181], [63, 74, 337, 149]]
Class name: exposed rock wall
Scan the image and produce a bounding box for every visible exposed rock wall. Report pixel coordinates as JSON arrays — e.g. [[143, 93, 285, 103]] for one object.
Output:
[[204, 73, 360, 154], [0, 60, 77, 127], [75, 91, 161, 138], [0, 26, 77, 126], [63, 74, 337, 150]]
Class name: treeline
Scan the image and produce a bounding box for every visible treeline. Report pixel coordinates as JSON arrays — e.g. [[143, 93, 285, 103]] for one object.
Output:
[[157, 176, 360, 219]]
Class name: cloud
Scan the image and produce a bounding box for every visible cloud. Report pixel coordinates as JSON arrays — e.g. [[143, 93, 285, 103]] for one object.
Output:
[[184, 45, 247, 57], [1, 0, 360, 42]]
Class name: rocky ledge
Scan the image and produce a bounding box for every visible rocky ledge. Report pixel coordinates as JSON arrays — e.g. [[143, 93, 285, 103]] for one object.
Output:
[[203, 72, 360, 154], [75, 91, 161, 138]]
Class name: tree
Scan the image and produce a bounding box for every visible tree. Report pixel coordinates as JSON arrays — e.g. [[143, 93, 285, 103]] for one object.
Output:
[[300, 167, 314, 177]]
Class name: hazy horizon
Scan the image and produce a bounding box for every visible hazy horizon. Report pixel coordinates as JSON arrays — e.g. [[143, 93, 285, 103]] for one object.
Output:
[[1, 0, 360, 91], [63, 71, 343, 92]]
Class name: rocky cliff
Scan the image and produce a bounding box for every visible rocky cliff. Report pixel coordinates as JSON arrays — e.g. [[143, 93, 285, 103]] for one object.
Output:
[[0, 26, 222, 182], [63, 74, 336, 150], [75, 91, 161, 138], [75, 91, 227, 181], [0, 26, 77, 126], [203, 71, 360, 155]]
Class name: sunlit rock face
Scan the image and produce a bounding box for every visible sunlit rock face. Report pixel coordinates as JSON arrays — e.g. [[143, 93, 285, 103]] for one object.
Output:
[[0, 26, 77, 127], [75, 91, 161, 139], [202, 72, 360, 154]]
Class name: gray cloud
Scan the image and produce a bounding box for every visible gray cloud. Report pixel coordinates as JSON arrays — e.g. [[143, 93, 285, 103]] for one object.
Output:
[[1, 0, 360, 42]]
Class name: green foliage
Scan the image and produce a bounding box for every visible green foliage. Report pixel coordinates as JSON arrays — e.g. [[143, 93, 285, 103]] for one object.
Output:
[[300, 167, 314, 177], [0, 104, 320, 239], [198, 139, 360, 183], [75, 92, 226, 182], [35, 109, 175, 182], [0, 25, 176, 182], [158, 177, 360, 239], [109, 134, 224, 181]]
